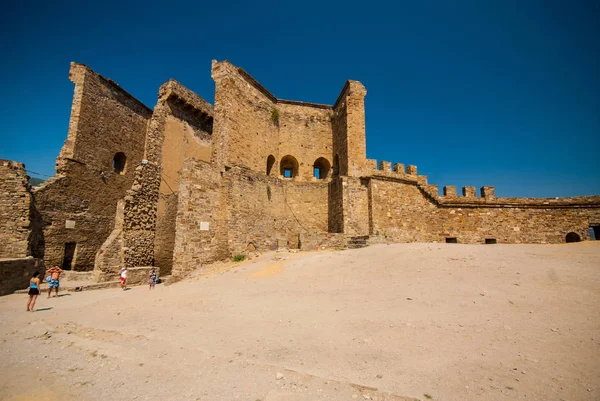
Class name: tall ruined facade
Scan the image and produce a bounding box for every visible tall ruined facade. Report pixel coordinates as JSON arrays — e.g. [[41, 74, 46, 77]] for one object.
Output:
[[1, 60, 599, 282]]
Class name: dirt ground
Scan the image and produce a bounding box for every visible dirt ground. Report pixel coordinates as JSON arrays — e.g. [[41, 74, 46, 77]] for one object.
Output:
[[1, 243, 599, 401]]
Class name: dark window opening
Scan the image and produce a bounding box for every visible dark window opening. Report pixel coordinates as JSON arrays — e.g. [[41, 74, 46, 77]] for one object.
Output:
[[313, 157, 331, 179], [565, 232, 581, 243], [280, 155, 299, 179], [266, 155, 275, 176], [112, 152, 127, 174], [446, 237, 458, 244], [485, 238, 497, 244], [62, 242, 76, 270]]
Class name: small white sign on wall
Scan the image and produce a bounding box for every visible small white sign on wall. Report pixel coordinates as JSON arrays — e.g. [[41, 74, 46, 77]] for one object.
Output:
[[200, 222, 210, 231], [65, 220, 76, 229]]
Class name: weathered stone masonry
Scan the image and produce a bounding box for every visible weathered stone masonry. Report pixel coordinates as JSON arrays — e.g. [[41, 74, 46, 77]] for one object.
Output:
[[1, 59, 599, 288]]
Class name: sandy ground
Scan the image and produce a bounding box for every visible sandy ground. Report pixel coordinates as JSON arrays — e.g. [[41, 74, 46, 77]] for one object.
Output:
[[1, 243, 599, 401]]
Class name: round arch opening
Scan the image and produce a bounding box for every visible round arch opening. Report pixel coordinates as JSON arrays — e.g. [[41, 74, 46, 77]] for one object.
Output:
[[565, 232, 581, 243], [280, 155, 299, 179], [313, 157, 331, 179]]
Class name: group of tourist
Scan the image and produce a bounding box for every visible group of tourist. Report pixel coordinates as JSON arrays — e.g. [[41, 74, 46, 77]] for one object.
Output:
[[26, 266, 159, 312]]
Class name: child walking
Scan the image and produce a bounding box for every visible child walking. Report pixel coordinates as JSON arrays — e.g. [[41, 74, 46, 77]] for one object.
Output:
[[148, 268, 157, 290]]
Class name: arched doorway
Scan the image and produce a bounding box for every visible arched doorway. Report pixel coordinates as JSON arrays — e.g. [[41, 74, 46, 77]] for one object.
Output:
[[566, 232, 581, 243]]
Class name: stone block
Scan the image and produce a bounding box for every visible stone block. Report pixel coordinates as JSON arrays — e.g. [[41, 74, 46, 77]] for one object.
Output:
[[379, 161, 392, 172], [481, 186, 495, 199], [462, 186, 476, 197], [406, 165, 417, 175], [443, 186, 457, 197]]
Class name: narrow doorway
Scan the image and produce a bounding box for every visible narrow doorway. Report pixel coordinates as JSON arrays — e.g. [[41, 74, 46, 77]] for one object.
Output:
[[62, 242, 76, 270], [590, 225, 600, 240]]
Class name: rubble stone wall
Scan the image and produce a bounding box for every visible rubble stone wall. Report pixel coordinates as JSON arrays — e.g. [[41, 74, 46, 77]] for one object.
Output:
[[0, 161, 35, 258], [0, 257, 45, 296]]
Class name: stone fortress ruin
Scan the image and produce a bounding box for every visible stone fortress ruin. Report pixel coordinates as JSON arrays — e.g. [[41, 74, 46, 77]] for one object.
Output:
[[1, 60, 599, 291]]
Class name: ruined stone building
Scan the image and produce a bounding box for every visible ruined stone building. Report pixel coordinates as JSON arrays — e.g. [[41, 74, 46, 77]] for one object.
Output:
[[1, 60, 599, 287]]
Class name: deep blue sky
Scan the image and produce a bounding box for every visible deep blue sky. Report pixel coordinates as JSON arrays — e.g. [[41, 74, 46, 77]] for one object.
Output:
[[1, 0, 599, 197]]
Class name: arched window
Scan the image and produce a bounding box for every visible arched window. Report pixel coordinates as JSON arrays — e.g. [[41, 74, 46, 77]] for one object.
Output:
[[280, 155, 299, 179], [313, 157, 331, 179], [332, 154, 340, 177], [112, 152, 127, 175], [566, 232, 581, 243], [266, 155, 275, 176]]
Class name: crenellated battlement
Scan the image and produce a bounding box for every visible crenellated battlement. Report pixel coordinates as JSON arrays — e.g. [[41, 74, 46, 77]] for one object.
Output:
[[363, 158, 600, 208], [367, 159, 425, 183]]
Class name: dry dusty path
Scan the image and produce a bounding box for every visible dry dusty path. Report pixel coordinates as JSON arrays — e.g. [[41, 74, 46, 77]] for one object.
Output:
[[1, 243, 599, 401]]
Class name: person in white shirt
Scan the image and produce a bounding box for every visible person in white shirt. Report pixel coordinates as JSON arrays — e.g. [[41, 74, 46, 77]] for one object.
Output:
[[120, 267, 128, 290]]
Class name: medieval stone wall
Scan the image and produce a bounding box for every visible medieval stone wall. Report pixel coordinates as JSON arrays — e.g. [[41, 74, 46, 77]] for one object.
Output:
[[0, 257, 45, 296], [341, 177, 370, 235], [328, 178, 344, 233], [172, 158, 329, 278], [120, 79, 213, 273], [225, 165, 329, 252], [34, 63, 151, 271], [171, 160, 229, 278], [153, 87, 213, 274], [0, 161, 35, 258], [365, 161, 600, 244]]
